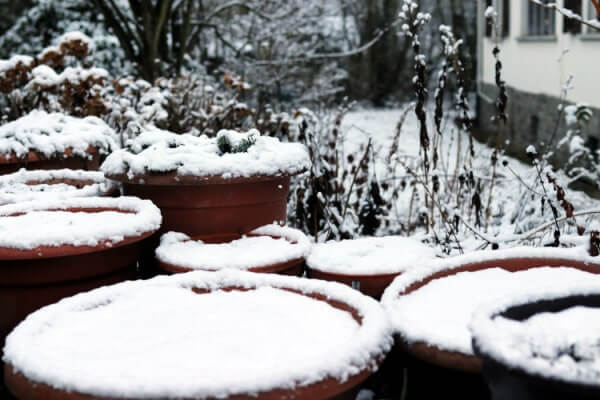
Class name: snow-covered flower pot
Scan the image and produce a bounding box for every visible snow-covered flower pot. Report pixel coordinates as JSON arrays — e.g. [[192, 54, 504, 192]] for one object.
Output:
[[0, 197, 161, 348], [3, 270, 392, 400], [380, 247, 600, 398], [101, 129, 310, 239], [471, 282, 600, 400], [306, 236, 437, 298], [0, 168, 118, 205], [0, 111, 117, 174], [156, 224, 311, 276]]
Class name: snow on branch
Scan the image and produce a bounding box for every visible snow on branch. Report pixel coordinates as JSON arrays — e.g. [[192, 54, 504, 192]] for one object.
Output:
[[529, 0, 600, 31]]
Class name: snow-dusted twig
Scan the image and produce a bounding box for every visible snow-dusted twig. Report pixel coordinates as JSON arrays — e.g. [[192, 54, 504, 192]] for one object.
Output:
[[529, 0, 600, 31]]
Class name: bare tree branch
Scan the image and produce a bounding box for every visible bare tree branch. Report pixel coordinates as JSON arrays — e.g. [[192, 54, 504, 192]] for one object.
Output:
[[252, 18, 402, 66]]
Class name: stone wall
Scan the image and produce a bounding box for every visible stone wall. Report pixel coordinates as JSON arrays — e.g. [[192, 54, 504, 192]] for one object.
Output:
[[476, 82, 600, 169]]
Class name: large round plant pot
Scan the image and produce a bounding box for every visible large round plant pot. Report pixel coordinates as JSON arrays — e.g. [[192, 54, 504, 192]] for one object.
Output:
[[0, 168, 118, 205], [156, 224, 311, 276], [472, 283, 600, 400], [307, 236, 437, 299], [0, 196, 162, 349], [380, 246, 600, 399], [3, 270, 393, 400], [0, 110, 117, 175], [101, 129, 309, 238]]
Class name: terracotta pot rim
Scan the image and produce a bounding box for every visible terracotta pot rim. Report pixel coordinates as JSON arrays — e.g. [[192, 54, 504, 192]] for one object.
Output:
[[156, 230, 309, 274], [308, 268, 404, 279], [158, 256, 305, 274], [0, 200, 161, 260], [105, 170, 303, 185], [0, 229, 155, 261], [0, 146, 100, 165], [384, 254, 600, 374], [4, 276, 388, 400], [396, 337, 482, 373]]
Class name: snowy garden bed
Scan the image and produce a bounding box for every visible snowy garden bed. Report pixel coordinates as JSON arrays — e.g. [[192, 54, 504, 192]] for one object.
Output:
[[3, 270, 392, 400], [156, 224, 311, 275], [0, 168, 118, 205]]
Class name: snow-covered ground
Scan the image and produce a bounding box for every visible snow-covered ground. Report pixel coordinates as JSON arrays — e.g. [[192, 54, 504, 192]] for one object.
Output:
[[340, 108, 600, 251]]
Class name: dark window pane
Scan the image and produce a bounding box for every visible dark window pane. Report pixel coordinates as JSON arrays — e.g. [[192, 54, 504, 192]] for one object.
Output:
[[563, 0, 582, 33], [502, 0, 510, 37]]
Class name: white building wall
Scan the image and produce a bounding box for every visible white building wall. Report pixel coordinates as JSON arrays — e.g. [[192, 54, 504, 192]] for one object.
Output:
[[479, 0, 600, 108]]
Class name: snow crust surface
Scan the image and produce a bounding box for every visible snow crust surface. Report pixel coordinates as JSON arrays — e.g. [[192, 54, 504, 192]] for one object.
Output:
[[101, 128, 310, 179], [382, 267, 596, 355], [156, 224, 312, 270], [307, 236, 437, 275], [0, 169, 117, 205], [0, 110, 117, 159], [0, 196, 161, 250], [472, 282, 600, 386], [3, 270, 393, 399]]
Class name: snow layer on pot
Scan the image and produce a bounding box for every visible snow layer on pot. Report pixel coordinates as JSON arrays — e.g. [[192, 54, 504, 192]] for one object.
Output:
[[156, 224, 312, 271], [100, 128, 310, 180], [0, 168, 118, 205], [0, 110, 117, 161], [0, 196, 161, 252], [471, 282, 600, 386], [383, 267, 597, 356], [3, 270, 393, 399], [306, 236, 437, 275]]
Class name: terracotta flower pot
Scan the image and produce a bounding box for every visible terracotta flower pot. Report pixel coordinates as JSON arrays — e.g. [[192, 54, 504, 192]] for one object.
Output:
[[4, 270, 393, 400], [380, 247, 600, 399], [472, 283, 600, 400], [0, 168, 119, 205], [306, 236, 437, 299], [156, 224, 311, 276], [101, 129, 309, 238], [0, 196, 161, 349], [0, 110, 117, 175]]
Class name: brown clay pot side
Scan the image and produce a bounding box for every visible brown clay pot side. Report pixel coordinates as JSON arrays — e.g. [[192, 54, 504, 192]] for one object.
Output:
[[393, 256, 600, 374], [0, 147, 102, 175], [19, 177, 120, 197], [307, 269, 402, 299], [158, 258, 304, 276], [5, 286, 382, 400], [0, 232, 150, 285], [0, 267, 136, 351], [113, 173, 291, 237]]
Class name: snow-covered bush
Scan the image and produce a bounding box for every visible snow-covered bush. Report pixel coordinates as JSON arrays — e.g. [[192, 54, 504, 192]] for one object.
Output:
[[0, 32, 109, 122]]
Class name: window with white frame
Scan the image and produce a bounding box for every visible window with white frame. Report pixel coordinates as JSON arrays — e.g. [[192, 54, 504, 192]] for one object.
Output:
[[526, 0, 556, 36]]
